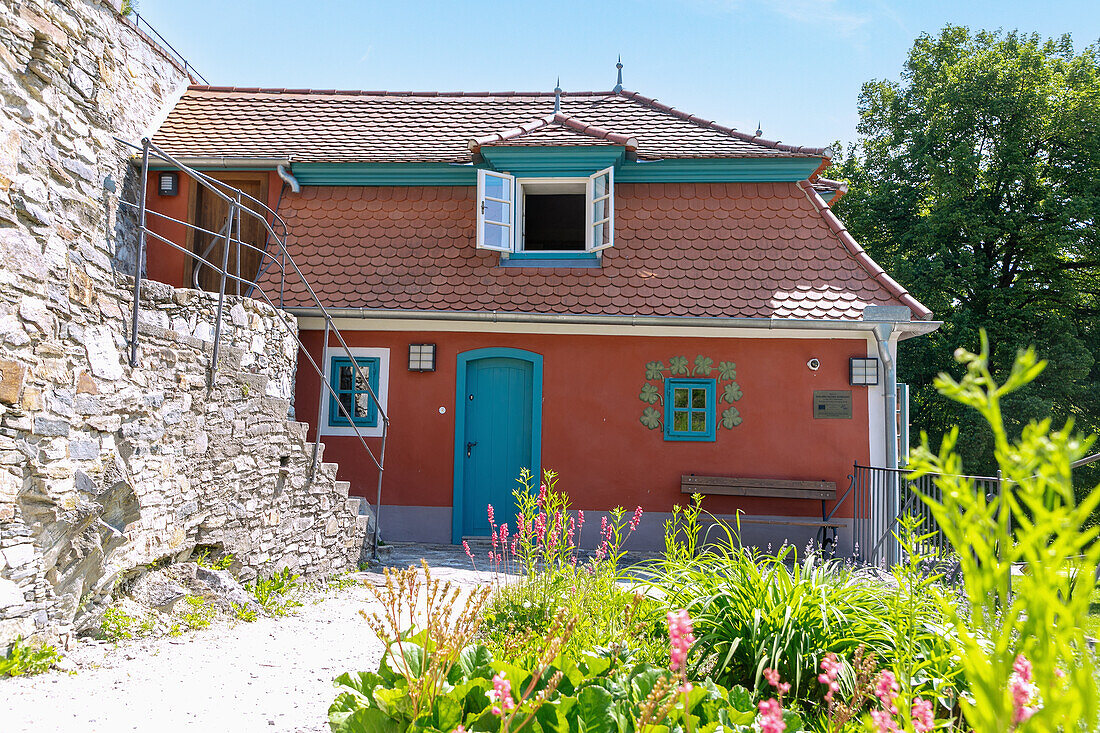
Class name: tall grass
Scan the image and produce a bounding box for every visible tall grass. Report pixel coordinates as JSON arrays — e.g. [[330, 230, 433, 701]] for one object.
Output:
[[646, 499, 959, 706]]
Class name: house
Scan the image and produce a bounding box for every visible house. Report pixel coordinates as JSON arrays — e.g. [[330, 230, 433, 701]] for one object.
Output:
[[140, 77, 938, 552]]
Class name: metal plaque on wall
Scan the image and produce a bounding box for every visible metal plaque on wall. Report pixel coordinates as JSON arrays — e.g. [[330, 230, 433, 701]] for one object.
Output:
[[813, 390, 853, 419]]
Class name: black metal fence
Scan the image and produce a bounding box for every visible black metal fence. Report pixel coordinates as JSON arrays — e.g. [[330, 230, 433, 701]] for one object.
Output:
[[851, 463, 1002, 567]]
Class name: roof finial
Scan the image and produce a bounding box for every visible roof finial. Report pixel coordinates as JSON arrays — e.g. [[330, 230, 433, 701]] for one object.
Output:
[[755, 121, 763, 137], [554, 77, 562, 112], [613, 56, 623, 93]]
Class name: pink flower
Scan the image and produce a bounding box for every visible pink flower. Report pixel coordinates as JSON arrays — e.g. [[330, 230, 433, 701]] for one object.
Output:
[[911, 698, 934, 732], [875, 671, 899, 715], [600, 516, 608, 538], [757, 698, 785, 733], [500, 523, 509, 554], [1009, 654, 1038, 725], [763, 667, 790, 695], [818, 653, 841, 703], [629, 506, 643, 531], [667, 609, 695, 672], [462, 541, 475, 568], [488, 671, 515, 716], [491, 529, 498, 550], [487, 504, 495, 527], [871, 709, 899, 732], [577, 510, 585, 534]]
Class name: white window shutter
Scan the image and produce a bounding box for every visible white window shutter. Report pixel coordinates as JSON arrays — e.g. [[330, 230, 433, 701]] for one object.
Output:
[[476, 169, 515, 252], [586, 166, 614, 253]]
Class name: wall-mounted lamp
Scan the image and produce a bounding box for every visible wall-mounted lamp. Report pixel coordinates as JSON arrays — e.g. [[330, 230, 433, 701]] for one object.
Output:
[[849, 356, 880, 386], [158, 171, 179, 196], [408, 343, 436, 372]]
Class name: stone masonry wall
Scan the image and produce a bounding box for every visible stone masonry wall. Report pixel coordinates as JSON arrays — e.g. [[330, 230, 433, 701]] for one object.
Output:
[[0, 0, 368, 646]]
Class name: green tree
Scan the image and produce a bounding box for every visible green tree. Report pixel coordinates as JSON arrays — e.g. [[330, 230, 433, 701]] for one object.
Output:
[[831, 26, 1100, 481]]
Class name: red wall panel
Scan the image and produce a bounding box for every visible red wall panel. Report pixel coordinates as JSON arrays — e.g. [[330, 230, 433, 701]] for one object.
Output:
[[295, 329, 873, 521]]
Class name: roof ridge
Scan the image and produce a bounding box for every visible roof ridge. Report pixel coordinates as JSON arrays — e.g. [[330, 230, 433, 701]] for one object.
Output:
[[617, 89, 830, 158], [797, 180, 931, 320], [469, 112, 638, 152], [187, 85, 618, 98]]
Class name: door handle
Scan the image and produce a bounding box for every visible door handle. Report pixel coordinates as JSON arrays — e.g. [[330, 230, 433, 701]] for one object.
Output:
[[466, 441, 478, 458]]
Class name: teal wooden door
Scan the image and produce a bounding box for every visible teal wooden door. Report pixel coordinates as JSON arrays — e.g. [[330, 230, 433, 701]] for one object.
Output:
[[461, 356, 533, 537]]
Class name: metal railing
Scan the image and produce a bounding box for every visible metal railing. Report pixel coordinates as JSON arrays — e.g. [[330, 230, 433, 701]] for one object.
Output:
[[850, 463, 1002, 567], [117, 137, 387, 560], [126, 11, 209, 85]]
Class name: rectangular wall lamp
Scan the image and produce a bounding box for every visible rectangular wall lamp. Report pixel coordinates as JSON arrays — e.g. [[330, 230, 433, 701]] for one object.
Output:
[[158, 171, 179, 196], [408, 343, 436, 372], [849, 356, 880, 386]]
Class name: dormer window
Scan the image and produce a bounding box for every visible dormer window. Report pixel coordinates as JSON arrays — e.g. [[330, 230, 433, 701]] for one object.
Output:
[[476, 167, 614, 255]]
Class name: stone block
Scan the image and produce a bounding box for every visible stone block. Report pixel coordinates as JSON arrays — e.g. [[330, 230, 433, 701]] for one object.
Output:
[[83, 324, 124, 380], [1, 543, 35, 569], [33, 416, 69, 436], [0, 360, 26, 405]]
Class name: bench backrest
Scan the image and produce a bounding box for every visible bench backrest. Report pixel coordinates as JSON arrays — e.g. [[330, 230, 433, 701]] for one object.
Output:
[[681, 475, 836, 501]]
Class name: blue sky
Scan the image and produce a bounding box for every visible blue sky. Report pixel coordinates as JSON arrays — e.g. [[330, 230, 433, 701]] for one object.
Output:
[[138, 0, 1099, 150]]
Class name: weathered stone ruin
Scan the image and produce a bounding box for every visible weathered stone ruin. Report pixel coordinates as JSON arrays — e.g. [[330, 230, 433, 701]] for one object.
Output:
[[0, 0, 368, 646]]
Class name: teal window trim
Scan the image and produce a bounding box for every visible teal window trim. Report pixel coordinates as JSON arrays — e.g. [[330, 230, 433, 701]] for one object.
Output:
[[499, 251, 600, 268], [328, 356, 380, 428], [664, 378, 716, 442]]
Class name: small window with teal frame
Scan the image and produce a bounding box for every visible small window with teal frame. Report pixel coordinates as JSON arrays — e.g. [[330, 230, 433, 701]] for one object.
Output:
[[664, 379, 716, 442], [328, 356, 380, 428]]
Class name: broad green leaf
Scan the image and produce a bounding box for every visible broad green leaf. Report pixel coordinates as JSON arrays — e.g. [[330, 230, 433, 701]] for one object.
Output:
[[645, 361, 665, 380], [717, 361, 737, 381], [693, 355, 713, 376], [450, 645, 494, 683], [577, 686, 615, 733], [330, 706, 403, 733], [668, 356, 689, 375], [639, 383, 660, 404]]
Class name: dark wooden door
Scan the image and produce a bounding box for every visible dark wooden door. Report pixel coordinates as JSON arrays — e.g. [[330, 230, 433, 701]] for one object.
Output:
[[192, 175, 267, 296]]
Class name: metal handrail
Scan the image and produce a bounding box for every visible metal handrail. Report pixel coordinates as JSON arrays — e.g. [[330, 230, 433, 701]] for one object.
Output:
[[128, 11, 210, 85], [119, 137, 388, 560]]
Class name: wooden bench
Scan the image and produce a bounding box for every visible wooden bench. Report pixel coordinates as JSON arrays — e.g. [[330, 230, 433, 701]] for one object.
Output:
[[681, 474, 845, 551]]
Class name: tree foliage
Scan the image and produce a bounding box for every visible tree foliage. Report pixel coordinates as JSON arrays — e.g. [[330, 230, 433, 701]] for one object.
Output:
[[831, 26, 1100, 480]]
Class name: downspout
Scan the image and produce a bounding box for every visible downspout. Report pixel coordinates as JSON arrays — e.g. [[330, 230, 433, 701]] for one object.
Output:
[[276, 164, 300, 193], [873, 322, 899, 565]]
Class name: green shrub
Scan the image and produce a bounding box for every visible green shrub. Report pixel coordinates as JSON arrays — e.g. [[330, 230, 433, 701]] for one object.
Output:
[[329, 639, 802, 733], [232, 601, 258, 622], [100, 603, 139, 641], [647, 499, 959, 707], [248, 566, 303, 616], [905, 335, 1100, 730], [0, 637, 59, 677], [475, 469, 664, 665], [193, 548, 234, 571], [181, 595, 215, 630]]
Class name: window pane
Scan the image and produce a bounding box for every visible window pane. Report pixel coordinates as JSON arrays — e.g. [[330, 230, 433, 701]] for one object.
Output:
[[673, 411, 690, 432], [593, 198, 608, 224], [338, 393, 354, 419], [484, 222, 509, 249], [485, 175, 510, 200], [673, 388, 688, 408], [593, 221, 610, 246], [691, 412, 706, 433], [354, 366, 371, 392], [485, 198, 510, 225], [691, 388, 707, 409], [355, 392, 373, 418], [338, 365, 353, 392], [592, 173, 608, 198]]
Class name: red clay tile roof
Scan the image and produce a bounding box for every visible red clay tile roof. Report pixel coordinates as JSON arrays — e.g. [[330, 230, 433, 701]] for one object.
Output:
[[470, 112, 638, 151], [153, 87, 828, 163], [260, 181, 930, 321]]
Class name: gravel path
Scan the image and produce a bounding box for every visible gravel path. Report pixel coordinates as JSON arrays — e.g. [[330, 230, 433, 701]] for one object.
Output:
[[0, 545, 494, 733]]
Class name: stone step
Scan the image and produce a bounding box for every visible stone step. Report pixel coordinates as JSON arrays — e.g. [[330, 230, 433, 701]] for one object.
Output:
[[285, 421, 309, 441], [259, 395, 291, 419], [344, 497, 361, 514], [335, 480, 350, 498]]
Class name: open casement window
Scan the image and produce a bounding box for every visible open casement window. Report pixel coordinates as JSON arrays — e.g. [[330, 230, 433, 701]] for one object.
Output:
[[586, 166, 614, 253], [476, 169, 515, 252]]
